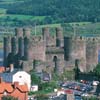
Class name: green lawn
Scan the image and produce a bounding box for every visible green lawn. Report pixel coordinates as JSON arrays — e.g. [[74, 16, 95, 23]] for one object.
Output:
[[0, 0, 24, 4], [0, 8, 7, 14], [0, 14, 46, 21]]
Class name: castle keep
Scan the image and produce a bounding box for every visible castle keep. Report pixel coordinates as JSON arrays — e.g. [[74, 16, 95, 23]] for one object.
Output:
[[3, 27, 99, 73]]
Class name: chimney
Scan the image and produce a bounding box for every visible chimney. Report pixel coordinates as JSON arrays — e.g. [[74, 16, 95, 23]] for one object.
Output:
[[10, 64, 14, 72]]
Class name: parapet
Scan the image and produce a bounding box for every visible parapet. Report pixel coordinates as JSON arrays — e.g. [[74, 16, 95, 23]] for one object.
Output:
[[15, 28, 23, 37], [56, 27, 63, 39], [42, 27, 50, 38], [23, 28, 31, 38]]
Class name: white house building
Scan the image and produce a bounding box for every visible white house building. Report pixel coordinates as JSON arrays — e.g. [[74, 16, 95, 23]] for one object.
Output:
[[13, 71, 31, 90], [0, 70, 31, 91]]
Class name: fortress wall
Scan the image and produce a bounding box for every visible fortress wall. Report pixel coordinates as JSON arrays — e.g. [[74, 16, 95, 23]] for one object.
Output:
[[86, 38, 98, 71], [64, 36, 86, 72], [28, 41, 46, 61], [97, 38, 100, 62], [46, 36, 56, 47], [73, 37, 86, 72], [46, 52, 64, 73]]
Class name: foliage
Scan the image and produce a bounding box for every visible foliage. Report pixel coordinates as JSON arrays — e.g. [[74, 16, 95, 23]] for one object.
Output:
[[2, 96, 18, 100], [82, 96, 98, 100], [52, 70, 75, 81], [93, 63, 100, 80], [30, 70, 41, 85], [36, 94, 49, 100], [5, 0, 100, 23]]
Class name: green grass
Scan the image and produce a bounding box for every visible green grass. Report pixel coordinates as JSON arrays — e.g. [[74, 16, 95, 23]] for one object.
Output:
[[0, 14, 46, 21], [0, 8, 7, 14], [0, 0, 24, 4]]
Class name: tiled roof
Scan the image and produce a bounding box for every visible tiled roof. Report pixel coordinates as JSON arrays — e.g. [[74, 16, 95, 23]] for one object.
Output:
[[0, 82, 28, 93], [0, 67, 5, 73], [0, 82, 13, 93], [17, 84, 28, 92]]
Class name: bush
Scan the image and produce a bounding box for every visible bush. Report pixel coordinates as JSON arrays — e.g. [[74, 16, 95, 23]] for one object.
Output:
[[2, 96, 18, 100]]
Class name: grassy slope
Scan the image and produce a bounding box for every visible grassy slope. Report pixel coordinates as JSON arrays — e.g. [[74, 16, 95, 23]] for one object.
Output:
[[0, 14, 46, 21]]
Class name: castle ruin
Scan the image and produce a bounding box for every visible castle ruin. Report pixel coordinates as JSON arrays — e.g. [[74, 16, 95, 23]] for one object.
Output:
[[3, 27, 100, 74]]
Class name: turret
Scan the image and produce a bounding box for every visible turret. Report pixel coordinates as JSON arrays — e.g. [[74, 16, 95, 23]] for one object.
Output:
[[86, 38, 98, 71], [15, 28, 23, 38], [42, 27, 50, 40], [18, 37, 24, 57], [56, 27, 63, 47], [64, 37, 72, 61], [11, 36, 18, 55], [24, 37, 30, 60], [23, 28, 31, 38], [3, 36, 11, 67]]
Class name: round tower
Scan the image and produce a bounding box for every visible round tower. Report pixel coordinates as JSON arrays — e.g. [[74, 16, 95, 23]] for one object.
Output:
[[23, 28, 31, 38], [64, 37, 72, 61], [15, 28, 23, 38], [42, 27, 50, 40], [3, 36, 11, 67], [86, 38, 98, 72], [24, 37, 30, 60], [11, 36, 18, 55], [18, 37, 24, 58], [56, 27, 63, 47]]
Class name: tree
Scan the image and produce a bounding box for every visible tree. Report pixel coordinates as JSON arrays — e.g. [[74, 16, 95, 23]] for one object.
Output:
[[2, 96, 18, 100], [30, 70, 41, 85], [93, 63, 100, 81], [36, 94, 49, 100]]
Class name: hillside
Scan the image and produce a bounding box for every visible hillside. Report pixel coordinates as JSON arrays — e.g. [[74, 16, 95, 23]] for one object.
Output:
[[6, 0, 100, 23]]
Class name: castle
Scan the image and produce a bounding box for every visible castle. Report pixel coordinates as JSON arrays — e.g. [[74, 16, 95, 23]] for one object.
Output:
[[3, 27, 99, 74]]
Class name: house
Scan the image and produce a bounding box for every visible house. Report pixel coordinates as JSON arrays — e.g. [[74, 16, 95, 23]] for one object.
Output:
[[0, 65, 31, 90], [0, 77, 28, 100]]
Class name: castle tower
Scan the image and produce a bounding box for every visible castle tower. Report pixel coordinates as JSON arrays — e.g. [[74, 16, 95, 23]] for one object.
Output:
[[56, 27, 63, 47], [74, 37, 86, 72], [3, 37, 11, 67], [86, 38, 98, 72], [42, 27, 50, 46], [24, 37, 30, 60], [15, 28, 23, 38], [18, 37, 24, 57], [11, 36, 18, 55], [42, 27, 50, 40], [23, 28, 31, 38], [64, 37, 72, 61]]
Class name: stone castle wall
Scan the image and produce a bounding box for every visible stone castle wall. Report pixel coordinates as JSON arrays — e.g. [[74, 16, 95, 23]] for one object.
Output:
[[3, 27, 100, 73]]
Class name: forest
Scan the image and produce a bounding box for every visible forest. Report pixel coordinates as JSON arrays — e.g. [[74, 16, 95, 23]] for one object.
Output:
[[4, 0, 100, 23]]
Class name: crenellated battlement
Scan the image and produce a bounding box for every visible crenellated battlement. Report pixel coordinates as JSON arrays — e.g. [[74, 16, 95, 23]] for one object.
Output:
[[3, 27, 100, 73]]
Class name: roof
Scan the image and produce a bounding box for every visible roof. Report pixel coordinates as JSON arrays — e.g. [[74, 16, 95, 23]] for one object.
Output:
[[0, 82, 28, 93], [0, 70, 25, 83], [0, 82, 13, 93], [0, 70, 17, 83], [0, 66, 5, 73], [17, 84, 28, 92]]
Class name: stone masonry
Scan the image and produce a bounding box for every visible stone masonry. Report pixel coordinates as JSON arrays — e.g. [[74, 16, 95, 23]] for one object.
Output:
[[3, 27, 100, 73]]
